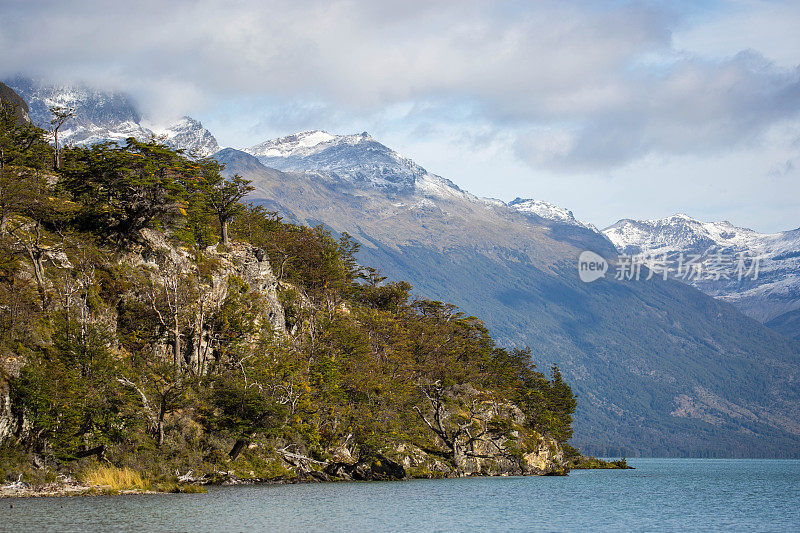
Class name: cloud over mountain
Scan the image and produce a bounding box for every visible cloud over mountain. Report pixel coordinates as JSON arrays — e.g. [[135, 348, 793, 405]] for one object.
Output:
[[2, 0, 798, 170]]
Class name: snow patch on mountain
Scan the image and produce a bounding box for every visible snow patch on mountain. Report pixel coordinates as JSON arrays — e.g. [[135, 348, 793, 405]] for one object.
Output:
[[508, 197, 599, 232], [143, 116, 220, 157], [248, 130, 338, 158]]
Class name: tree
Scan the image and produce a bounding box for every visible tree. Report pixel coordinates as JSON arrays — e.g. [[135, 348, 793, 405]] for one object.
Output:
[[61, 139, 190, 240], [49, 105, 73, 170], [12, 323, 128, 459], [145, 255, 199, 374], [545, 365, 577, 443], [203, 336, 304, 460], [413, 381, 501, 472], [117, 356, 191, 447], [4, 172, 74, 308], [206, 172, 253, 246], [0, 104, 51, 232]]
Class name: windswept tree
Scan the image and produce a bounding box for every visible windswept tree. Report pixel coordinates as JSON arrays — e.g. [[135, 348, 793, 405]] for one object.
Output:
[[4, 171, 75, 308], [49, 105, 73, 170], [61, 138, 190, 240], [0, 103, 51, 232], [205, 171, 254, 246]]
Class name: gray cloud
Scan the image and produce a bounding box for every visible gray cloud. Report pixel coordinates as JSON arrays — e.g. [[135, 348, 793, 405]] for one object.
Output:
[[1, 0, 798, 170]]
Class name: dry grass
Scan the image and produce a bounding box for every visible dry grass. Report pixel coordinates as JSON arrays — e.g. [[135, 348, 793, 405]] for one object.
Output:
[[80, 465, 151, 491]]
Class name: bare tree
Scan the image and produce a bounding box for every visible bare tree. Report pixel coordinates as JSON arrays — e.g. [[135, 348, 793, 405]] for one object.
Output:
[[413, 381, 496, 472], [146, 256, 198, 374], [49, 105, 73, 170], [117, 363, 187, 447]]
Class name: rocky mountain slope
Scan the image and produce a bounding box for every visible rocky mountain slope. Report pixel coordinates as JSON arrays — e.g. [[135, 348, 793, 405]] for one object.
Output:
[[3, 77, 219, 157], [604, 215, 800, 329], [246, 130, 460, 195], [218, 136, 800, 458]]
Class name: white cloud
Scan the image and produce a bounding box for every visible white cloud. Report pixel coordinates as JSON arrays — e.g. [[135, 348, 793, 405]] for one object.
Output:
[[4, 0, 796, 168]]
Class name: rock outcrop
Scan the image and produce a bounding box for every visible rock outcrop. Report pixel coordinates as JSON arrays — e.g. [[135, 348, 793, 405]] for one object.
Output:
[[0, 228, 289, 445], [0, 82, 30, 125], [392, 385, 567, 477], [319, 385, 568, 480], [122, 228, 286, 373]]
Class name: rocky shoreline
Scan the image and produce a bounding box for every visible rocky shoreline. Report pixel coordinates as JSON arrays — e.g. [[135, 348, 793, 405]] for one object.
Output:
[[1, 453, 632, 499]]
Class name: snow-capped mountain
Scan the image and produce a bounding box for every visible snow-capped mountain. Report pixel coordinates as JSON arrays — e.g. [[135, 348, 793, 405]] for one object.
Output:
[[242, 130, 618, 258], [245, 130, 463, 197], [4, 77, 219, 157], [143, 116, 220, 158], [604, 215, 800, 323], [508, 197, 599, 232]]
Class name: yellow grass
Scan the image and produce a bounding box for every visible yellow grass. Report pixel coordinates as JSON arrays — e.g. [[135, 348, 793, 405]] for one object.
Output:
[[80, 465, 151, 491]]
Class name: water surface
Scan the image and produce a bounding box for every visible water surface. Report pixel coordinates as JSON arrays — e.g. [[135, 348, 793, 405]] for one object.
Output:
[[3, 459, 799, 532]]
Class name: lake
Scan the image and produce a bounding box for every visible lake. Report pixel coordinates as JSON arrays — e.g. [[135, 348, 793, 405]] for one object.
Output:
[[3, 459, 799, 532]]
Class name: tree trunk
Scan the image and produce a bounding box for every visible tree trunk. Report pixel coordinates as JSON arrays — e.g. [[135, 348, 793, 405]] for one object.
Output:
[[220, 218, 230, 247], [27, 248, 48, 309], [75, 445, 105, 460], [157, 398, 166, 447], [452, 441, 467, 475], [53, 128, 59, 170], [229, 438, 248, 461], [173, 322, 181, 372]]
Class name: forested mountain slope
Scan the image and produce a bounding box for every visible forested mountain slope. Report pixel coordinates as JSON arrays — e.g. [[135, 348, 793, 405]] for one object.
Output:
[[218, 144, 800, 458]]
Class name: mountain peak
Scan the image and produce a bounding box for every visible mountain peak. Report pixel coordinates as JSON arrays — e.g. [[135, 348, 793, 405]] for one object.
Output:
[[243, 130, 458, 195], [142, 115, 220, 157], [602, 213, 800, 322], [246, 130, 377, 160]]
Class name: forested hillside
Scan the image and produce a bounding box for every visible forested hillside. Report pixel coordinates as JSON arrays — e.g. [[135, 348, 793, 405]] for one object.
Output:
[[0, 94, 578, 491]]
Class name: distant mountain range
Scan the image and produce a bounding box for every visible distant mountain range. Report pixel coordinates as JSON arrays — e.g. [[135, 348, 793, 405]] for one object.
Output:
[[9, 79, 800, 457], [243, 130, 800, 339], [604, 215, 800, 332]]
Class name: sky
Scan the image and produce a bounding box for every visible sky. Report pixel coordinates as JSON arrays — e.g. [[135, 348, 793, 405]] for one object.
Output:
[[1, 0, 799, 232]]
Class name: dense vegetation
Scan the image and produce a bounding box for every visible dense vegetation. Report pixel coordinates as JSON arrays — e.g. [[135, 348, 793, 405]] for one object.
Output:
[[0, 99, 579, 489]]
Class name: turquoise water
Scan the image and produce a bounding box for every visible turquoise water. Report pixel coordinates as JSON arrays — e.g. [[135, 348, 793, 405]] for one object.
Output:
[[3, 459, 799, 532]]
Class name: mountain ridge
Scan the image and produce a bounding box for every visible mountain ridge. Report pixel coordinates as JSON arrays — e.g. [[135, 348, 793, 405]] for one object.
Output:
[[4, 77, 220, 157], [244, 129, 465, 196]]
